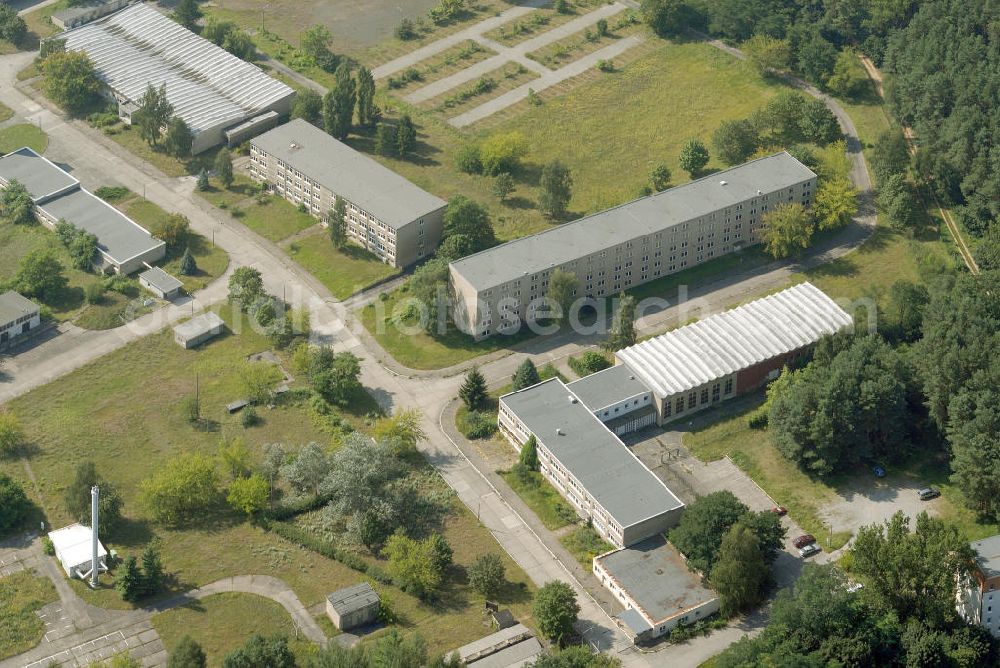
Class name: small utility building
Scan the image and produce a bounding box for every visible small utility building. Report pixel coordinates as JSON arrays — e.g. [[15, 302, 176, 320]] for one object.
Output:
[[48, 524, 108, 580], [325, 583, 380, 630], [173, 312, 224, 349], [456, 624, 542, 667], [139, 267, 183, 299], [0, 290, 40, 349]]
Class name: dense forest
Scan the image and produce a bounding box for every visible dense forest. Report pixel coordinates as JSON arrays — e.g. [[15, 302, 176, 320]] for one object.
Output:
[[665, 0, 998, 246]]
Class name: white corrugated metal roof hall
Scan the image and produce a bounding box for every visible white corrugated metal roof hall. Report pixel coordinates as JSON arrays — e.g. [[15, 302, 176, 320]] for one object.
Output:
[[61, 3, 293, 142], [616, 282, 854, 398]]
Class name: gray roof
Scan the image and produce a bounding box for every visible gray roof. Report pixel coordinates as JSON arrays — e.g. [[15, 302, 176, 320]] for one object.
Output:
[[597, 535, 717, 624], [0, 148, 78, 202], [566, 364, 649, 412], [450, 152, 817, 292], [173, 312, 224, 340], [971, 535, 1000, 580], [41, 188, 164, 265], [61, 4, 294, 136], [251, 119, 447, 229], [0, 291, 38, 326], [617, 282, 853, 398], [139, 267, 183, 293], [326, 582, 380, 615], [500, 379, 683, 529], [467, 639, 542, 668], [0, 148, 164, 266], [616, 607, 652, 635], [458, 623, 535, 662]]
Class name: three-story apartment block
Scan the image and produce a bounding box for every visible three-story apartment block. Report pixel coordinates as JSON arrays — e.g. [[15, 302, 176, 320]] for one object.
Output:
[[249, 119, 447, 268], [450, 152, 817, 339]]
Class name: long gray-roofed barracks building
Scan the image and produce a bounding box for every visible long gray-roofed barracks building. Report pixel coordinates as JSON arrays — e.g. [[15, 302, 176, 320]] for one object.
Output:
[[249, 119, 447, 268], [498, 376, 684, 549], [60, 3, 295, 154], [450, 152, 817, 340], [615, 282, 853, 425], [0, 147, 165, 274]]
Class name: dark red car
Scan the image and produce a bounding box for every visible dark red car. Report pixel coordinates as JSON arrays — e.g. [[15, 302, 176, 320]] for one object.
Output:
[[771, 506, 788, 516], [793, 534, 816, 549]]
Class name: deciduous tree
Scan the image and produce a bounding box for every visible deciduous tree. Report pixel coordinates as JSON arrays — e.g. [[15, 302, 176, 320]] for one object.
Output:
[[42, 51, 101, 116], [545, 268, 578, 324], [877, 173, 919, 230], [604, 293, 637, 351], [168, 636, 206, 668], [469, 552, 506, 599], [356, 66, 376, 126], [712, 119, 759, 165], [222, 634, 295, 668], [214, 149, 233, 189], [443, 195, 496, 253], [826, 49, 869, 98], [678, 138, 710, 178], [0, 473, 29, 532], [640, 0, 690, 37], [533, 581, 579, 642], [1, 179, 34, 225], [172, 0, 202, 30], [396, 113, 416, 156], [133, 84, 173, 147], [539, 160, 573, 219], [140, 453, 220, 525], [13, 249, 68, 300], [479, 131, 527, 175], [741, 34, 790, 74], [280, 442, 330, 495], [327, 196, 347, 249], [649, 162, 671, 192], [761, 202, 814, 258], [226, 474, 269, 516], [291, 88, 323, 125], [228, 266, 264, 310], [519, 434, 538, 470], [64, 461, 124, 535], [492, 172, 515, 202], [373, 408, 427, 456], [163, 117, 193, 158], [813, 177, 858, 230], [710, 524, 768, 616]]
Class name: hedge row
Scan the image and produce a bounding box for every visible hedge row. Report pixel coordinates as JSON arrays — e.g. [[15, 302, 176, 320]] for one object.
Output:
[[260, 518, 394, 586]]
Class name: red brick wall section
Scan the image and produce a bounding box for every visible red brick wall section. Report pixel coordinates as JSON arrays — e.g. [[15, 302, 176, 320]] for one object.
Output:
[[735, 348, 808, 394]]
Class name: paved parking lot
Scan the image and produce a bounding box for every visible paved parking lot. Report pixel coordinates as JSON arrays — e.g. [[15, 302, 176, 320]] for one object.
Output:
[[820, 472, 943, 536], [624, 427, 828, 585]]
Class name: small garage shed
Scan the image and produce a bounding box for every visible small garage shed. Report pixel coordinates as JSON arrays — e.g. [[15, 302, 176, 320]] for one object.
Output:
[[173, 312, 224, 349], [326, 583, 380, 630], [139, 267, 184, 300], [48, 524, 108, 580]]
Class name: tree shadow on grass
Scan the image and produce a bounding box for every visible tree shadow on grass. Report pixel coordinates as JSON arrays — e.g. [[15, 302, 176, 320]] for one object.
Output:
[[500, 196, 535, 210]]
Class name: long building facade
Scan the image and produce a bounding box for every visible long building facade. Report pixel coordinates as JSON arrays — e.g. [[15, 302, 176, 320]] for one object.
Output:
[[60, 3, 295, 154], [615, 282, 854, 425], [449, 152, 817, 340], [249, 120, 447, 268], [958, 535, 1000, 638], [498, 377, 684, 549]]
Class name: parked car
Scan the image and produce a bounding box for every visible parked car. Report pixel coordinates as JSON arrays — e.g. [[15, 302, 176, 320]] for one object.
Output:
[[873, 466, 886, 478], [799, 543, 821, 558], [770, 506, 788, 516], [793, 534, 816, 549], [918, 487, 941, 500]]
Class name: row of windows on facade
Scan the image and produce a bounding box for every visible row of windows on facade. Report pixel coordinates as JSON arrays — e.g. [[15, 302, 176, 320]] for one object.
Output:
[[663, 378, 734, 418], [0, 314, 34, 333], [599, 395, 650, 418], [478, 187, 812, 298]]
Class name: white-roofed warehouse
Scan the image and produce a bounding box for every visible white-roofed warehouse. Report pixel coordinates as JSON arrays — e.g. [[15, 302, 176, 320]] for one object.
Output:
[[615, 282, 853, 424], [60, 3, 295, 154]]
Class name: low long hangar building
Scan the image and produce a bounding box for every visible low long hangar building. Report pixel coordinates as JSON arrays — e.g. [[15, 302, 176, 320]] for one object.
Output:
[[449, 152, 817, 339], [60, 3, 295, 154]]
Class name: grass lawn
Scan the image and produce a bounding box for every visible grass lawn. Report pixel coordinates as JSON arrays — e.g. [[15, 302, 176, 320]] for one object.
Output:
[[196, 176, 317, 243], [0, 308, 537, 656], [358, 286, 538, 370], [0, 571, 58, 660], [525, 14, 641, 68], [423, 63, 540, 117], [286, 233, 399, 300], [482, 0, 609, 46], [0, 101, 13, 123], [559, 526, 615, 568], [100, 124, 217, 179], [151, 592, 316, 666], [353, 40, 789, 243], [683, 398, 853, 551], [383, 40, 496, 92], [500, 469, 576, 531], [119, 197, 230, 294], [0, 124, 48, 154], [21, 0, 65, 46]]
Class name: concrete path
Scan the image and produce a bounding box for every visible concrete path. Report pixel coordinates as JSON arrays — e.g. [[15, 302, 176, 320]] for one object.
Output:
[[405, 2, 626, 104], [372, 0, 549, 80], [449, 35, 642, 127]]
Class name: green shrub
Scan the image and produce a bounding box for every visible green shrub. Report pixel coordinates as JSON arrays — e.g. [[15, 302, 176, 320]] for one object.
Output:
[[460, 409, 497, 439], [93, 186, 130, 202], [84, 281, 106, 305], [241, 405, 260, 428], [568, 351, 611, 376], [43, 537, 55, 555]]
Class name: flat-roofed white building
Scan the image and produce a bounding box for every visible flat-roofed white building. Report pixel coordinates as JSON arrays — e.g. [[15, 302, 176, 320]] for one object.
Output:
[[449, 152, 817, 339], [616, 282, 853, 425], [48, 524, 108, 580], [173, 312, 225, 349], [594, 536, 719, 643], [958, 534, 1000, 638], [0, 147, 165, 274], [60, 3, 295, 154], [498, 377, 684, 549], [248, 119, 447, 268]]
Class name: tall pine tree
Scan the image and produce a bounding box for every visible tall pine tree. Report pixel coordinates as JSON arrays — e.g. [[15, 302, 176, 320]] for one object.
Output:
[[115, 555, 143, 602], [511, 358, 541, 391], [459, 367, 488, 411]]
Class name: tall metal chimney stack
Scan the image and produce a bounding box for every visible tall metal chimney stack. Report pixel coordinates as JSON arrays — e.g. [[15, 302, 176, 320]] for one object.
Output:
[[91, 485, 99, 587]]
